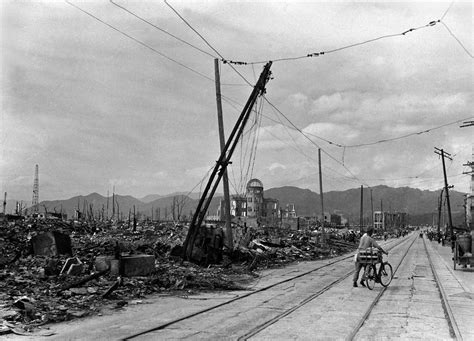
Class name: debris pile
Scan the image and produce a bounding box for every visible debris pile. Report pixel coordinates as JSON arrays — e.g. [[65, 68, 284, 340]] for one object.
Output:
[[0, 219, 357, 335]]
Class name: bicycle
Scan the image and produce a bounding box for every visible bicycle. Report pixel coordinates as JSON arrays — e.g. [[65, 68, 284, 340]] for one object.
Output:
[[360, 249, 393, 290]]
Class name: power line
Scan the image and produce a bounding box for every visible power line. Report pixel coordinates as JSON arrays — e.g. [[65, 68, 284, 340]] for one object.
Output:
[[164, 0, 468, 191], [225, 21, 441, 65], [342, 117, 474, 148], [164, 0, 253, 87], [109, 0, 217, 59], [65, 0, 215, 82], [223, 2, 463, 65], [223, 97, 472, 151], [439, 21, 473, 59], [223, 94, 358, 183], [263, 96, 371, 187], [440, 0, 455, 21]]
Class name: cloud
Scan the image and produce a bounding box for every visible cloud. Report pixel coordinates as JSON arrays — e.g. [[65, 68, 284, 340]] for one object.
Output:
[[152, 171, 168, 179], [310, 92, 353, 114], [285, 93, 309, 110], [303, 122, 360, 143], [185, 165, 214, 179], [268, 162, 286, 172]]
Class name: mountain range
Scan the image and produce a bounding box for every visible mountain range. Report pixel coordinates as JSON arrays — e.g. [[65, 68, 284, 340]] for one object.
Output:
[[4, 185, 467, 226]]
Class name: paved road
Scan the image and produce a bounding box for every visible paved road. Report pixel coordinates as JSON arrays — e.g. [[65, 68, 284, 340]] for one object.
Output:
[[4, 233, 473, 340]]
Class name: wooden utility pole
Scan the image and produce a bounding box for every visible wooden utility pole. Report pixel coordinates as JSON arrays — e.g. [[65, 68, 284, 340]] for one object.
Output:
[[112, 186, 115, 221], [370, 189, 374, 228], [434, 147, 454, 239], [318, 148, 325, 243], [214, 59, 233, 250], [133, 205, 137, 231], [380, 199, 384, 230], [183, 62, 272, 261], [437, 187, 444, 235], [359, 185, 364, 231]]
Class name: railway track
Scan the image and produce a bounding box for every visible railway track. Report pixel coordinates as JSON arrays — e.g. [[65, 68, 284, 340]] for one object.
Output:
[[122, 235, 413, 340], [422, 237, 462, 341], [347, 233, 418, 340]]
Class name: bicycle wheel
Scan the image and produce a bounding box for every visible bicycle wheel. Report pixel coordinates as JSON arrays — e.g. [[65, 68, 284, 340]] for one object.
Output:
[[365, 265, 376, 290], [379, 262, 393, 287]]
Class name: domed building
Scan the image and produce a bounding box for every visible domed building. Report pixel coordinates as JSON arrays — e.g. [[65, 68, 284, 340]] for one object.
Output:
[[224, 178, 279, 226]]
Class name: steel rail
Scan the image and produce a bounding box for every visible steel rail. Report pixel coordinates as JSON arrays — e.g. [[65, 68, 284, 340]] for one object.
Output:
[[239, 236, 415, 340], [121, 236, 410, 340], [422, 237, 463, 340]]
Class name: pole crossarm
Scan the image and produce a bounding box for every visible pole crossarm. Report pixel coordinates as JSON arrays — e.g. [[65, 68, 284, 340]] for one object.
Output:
[[182, 62, 273, 261]]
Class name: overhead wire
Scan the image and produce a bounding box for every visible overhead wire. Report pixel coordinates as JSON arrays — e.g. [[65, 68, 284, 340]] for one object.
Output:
[[223, 95, 361, 184], [164, 0, 253, 87], [65, 0, 215, 82], [224, 21, 442, 65], [263, 96, 371, 187], [439, 21, 473, 59], [340, 117, 474, 148], [65, 0, 247, 86], [109, 0, 217, 59], [165, 0, 468, 193], [247, 99, 265, 183]]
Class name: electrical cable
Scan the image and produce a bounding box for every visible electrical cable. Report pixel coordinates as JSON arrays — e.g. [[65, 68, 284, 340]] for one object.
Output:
[[223, 99, 472, 151], [263, 96, 371, 187], [164, 0, 253, 87], [341, 117, 473, 148], [439, 21, 473, 58], [223, 95, 359, 184], [225, 21, 441, 65], [65, 0, 215, 82], [247, 99, 265, 183], [109, 0, 217, 59], [440, 0, 455, 21], [109, 0, 248, 87], [165, 0, 468, 193]]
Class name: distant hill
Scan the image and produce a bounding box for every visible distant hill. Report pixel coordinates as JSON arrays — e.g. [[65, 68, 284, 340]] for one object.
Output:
[[27, 185, 466, 226], [264, 185, 466, 225], [139, 192, 205, 203], [38, 192, 222, 221], [139, 194, 164, 203]]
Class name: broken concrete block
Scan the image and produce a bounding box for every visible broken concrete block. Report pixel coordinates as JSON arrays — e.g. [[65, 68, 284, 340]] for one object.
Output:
[[31, 231, 72, 256], [121, 255, 155, 277], [94, 256, 115, 272], [109, 259, 120, 276], [44, 259, 60, 276]]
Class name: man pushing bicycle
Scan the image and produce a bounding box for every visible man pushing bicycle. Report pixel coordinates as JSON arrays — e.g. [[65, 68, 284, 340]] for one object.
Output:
[[353, 227, 388, 287]]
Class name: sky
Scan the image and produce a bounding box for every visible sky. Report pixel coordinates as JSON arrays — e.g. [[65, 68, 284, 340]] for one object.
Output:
[[1, 0, 473, 203]]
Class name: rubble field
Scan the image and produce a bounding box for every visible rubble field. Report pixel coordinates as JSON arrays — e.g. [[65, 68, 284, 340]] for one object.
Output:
[[0, 219, 357, 336]]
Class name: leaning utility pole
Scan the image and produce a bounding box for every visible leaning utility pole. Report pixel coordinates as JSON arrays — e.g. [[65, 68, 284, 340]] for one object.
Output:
[[434, 147, 454, 240], [437, 187, 445, 235], [183, 62, 272, 261], [318, 148, 325, 243], [214, 58, 233, 250]]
